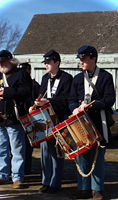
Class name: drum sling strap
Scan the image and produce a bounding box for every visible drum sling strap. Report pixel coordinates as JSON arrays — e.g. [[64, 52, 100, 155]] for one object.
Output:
[[84, 68, 108, 143], [47, 77, 65, 158], [47, 78, 60, 98]]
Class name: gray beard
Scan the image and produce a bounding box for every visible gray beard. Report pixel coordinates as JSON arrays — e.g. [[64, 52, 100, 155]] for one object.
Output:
[[0, 65, 12, 74]]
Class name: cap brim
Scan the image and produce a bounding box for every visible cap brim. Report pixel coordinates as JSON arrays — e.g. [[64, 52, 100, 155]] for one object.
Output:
[[76, 54, 89, 59], [41, 57, 53, 63], [76, 55, 79, 59]]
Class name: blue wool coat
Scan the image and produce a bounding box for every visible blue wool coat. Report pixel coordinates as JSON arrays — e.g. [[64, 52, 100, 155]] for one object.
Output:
[[38, 69, 73, 122], [0, 68, 32, 126], [69, 68, 115, 145]]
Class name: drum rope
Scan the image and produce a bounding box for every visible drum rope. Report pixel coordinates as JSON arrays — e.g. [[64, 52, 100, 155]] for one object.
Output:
[[26, 113, 43, 145], [40, 109, 47, 122], [27, 114, 34, 128], [40, 109, 49, 138], [48, 103, 55, 115], [55, 139, 64, 158], [77, 112, 105, 148], [74, 141, 100, 177], [51, 128, 68, 158], [76, 115, 91, 142], [65, 122, 80, 147], [73, 118, 87, 143]]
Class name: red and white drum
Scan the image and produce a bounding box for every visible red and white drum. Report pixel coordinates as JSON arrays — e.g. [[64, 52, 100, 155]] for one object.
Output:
[[20, 103, 57, 146], [51, 111, 102, 159]]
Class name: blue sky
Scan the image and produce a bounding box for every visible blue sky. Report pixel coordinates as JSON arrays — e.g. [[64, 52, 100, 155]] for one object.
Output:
[[0, 0, 118, 35]]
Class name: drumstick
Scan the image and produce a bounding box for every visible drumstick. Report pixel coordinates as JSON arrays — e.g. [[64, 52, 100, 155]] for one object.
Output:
[[84, 100, 95, 109], [32, 94, 43, 110], [69, 100, 96, 118]]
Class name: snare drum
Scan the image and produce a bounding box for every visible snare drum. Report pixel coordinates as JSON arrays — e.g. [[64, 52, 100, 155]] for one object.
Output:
[[51, 111, 102, 159], [20, 103, 57, 146]]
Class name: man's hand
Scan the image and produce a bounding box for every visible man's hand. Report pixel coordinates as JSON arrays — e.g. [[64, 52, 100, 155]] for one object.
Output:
[[73, 104, 87, 115], [73, 103, 93, 115], [29, 106, 34, 113], [35, 98, 48, 107], [73, 108, 80, 115], [29, 98, 49, 113]]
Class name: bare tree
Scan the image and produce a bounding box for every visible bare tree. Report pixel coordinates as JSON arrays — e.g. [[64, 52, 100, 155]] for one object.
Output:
[[0, 17, 22, 53]]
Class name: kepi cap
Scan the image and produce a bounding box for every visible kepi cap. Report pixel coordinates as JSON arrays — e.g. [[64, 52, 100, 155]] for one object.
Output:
[[42, 49, 61, 63], [19, 62, 31, 70], [76, 45, 97, 59], [0, 50, 13, 61]]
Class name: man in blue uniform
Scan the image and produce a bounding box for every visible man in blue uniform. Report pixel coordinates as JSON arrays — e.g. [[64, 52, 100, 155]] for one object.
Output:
[[29, 49, 73, 194], [19, 62, 40, 175], [69, 45, 115, 200], [0, 50, 32, 189], [20, 62, 40, 175]]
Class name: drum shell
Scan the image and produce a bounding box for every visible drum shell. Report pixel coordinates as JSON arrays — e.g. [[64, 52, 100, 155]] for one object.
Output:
[[51, 111, 102, 159]]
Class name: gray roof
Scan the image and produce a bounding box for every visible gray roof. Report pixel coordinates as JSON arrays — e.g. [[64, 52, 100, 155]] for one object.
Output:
[[14, 11, 118, 55]]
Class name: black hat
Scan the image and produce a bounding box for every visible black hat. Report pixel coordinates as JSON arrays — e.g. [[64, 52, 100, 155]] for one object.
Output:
[[19, 62, 31, 70], [42, 49, 61, 63], [0, 50, 13, 61], [76, 45, 97, 59]]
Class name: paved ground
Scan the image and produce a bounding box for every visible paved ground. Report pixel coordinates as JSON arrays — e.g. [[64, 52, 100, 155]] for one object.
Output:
[[0, 137, 118, 200]]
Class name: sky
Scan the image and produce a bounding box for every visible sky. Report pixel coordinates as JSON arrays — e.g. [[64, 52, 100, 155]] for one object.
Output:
[[0, 0, 118, 36]]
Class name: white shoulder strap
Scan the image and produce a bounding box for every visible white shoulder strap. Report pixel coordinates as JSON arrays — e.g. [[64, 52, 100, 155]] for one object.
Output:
[[84, 66, 100, 97], [47, 78, 60, 98], [47, 79, 51, 98], [51, 79, 60, 95], [3, 73, 8, 87], [100, 110, 108, 142], [84, 67, 108, 143]]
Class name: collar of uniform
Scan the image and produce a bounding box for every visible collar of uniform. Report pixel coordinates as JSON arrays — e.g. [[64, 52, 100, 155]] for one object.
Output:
[[49, 68, 61, 80], [87, 65, 97, 78], [51, 73, 56, 78], [55, 68, 62, 78], [5, 67, 18, 79], [5, 67, 17, 75]]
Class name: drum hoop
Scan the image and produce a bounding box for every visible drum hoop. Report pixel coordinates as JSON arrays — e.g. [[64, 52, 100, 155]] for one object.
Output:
[[20, 103, 51, 121]]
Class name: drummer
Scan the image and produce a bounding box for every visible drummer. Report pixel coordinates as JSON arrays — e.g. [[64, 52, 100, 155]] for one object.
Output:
[[69, 45, 115, 200], [29, 49, 73, 194]]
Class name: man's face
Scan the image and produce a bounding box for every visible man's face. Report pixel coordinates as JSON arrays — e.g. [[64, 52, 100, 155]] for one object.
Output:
[[45, 60, 59, 74], [0, 60, 12, 74], [80, 56, 96, 71]]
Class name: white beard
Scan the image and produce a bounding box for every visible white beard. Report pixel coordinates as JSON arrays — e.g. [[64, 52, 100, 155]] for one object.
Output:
[[0, 64, 12, 74]]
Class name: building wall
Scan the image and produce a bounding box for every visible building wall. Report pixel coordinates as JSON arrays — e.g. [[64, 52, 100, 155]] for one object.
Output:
[[14, 53, 118, 109]]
